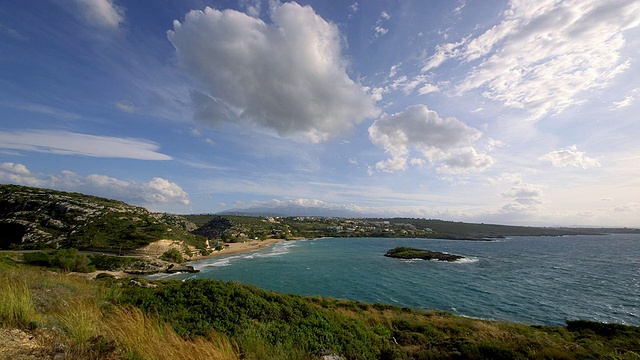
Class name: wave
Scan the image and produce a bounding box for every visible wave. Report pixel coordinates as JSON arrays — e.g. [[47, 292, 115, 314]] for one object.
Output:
[[202, 257, 237, 268], [254, 241, 298, 258]]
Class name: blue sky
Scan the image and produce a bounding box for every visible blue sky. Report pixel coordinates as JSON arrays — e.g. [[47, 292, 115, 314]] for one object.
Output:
[[1, 0, 639, 226]]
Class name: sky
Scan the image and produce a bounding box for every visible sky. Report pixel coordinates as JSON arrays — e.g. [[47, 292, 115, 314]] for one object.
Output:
[[1, 0, 639, 227]]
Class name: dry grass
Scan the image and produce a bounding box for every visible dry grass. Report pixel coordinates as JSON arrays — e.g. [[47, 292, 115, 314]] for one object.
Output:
[[0, 271, 36, 328], [107, 306, 238, 360], [56, 297, 105, 345], [0, 264, 238, 360]]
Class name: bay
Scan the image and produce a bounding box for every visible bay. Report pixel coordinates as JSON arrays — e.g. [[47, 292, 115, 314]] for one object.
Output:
[[158, 234, 640, 326]]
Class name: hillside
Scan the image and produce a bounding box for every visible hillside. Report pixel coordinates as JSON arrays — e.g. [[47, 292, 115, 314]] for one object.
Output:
[[185, 214, 640, 241], [0, 184, 206, 252]]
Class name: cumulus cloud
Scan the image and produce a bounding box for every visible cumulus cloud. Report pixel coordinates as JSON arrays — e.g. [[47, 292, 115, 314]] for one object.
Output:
[[368, 105, 493, 174], [501, 183, 544, 212], [168, 2, 378, 142], [435, 147, 494, 175], [72, 0, 125, 29], [0, 162, 189, 206], [0, 162, 41, 187], [423, 0, 640, 120], [539, 145, 601, 168], [0, 130, 171, 160]]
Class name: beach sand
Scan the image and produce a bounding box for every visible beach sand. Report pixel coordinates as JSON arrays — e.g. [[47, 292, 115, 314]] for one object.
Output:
[[196, 238, 285, 259], [79, 238, 292, 280]]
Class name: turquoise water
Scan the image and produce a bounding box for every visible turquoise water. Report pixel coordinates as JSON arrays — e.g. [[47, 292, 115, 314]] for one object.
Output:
[[159, 235, 640, 326]]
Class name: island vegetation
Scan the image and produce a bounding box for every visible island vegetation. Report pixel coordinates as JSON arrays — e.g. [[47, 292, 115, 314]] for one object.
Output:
[[384, 246, 464, 262]]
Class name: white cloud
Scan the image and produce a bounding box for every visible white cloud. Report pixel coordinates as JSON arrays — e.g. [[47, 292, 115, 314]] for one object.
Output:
[[239, 0, 262, 18], [374, 26, 388, 36], [423, 0, 640, 120], [501, 183, 544, 213], [435, 147, 494, 175], [539, 145, 601, 169], [0, 163, 189, 206], [143, 177, 190, 205], [388, 63, 401, 78], [10, 102, 82, 121], [0, 162, 41, 186], [375, 156, 407, 173], [0, 130, 171, 160], [168, 2, 378, 142], [612, 95, 634, 109], [368, 105, 493, 174], [453, 0, 466, 15], [115, 100, 135, 113], [348, 2, 358, 18], [372, 11, 391, 38], [418, 83, 439, 95], [72, 0, 125, 29]]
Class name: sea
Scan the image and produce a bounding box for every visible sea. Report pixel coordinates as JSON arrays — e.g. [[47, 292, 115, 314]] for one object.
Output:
[[156, 234, 640, 326]]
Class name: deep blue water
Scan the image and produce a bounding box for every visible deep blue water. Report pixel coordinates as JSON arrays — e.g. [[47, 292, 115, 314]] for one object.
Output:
[[157, 235, 640, 326]]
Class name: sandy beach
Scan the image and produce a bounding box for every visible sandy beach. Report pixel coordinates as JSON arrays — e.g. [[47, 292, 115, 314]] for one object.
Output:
[[195, 238, 286, 259], [77, 238, 293, 279]]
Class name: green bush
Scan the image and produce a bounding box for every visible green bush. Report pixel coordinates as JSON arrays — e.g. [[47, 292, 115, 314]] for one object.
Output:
[[159, 248, 184, 264], [23, 249, 95, 273], [119, 279, 384, 359], [88, 254, 139, 271]]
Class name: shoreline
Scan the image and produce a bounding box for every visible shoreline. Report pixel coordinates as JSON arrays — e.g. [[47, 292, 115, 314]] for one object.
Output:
[[74, 237, 306, 279], [192, 238, 287, 260]]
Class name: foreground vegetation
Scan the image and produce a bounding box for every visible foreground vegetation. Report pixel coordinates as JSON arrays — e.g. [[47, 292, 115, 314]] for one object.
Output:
[[2, 254, 639, 359]]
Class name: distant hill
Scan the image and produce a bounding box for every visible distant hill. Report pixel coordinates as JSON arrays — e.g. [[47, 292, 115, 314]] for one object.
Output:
[[187, 214, 640, 241], [0, 184, 206, 251]]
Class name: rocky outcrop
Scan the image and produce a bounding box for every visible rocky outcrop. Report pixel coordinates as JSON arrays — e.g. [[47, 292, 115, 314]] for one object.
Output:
[[384, 247, 464, 262], [0, 184, 204, 251], [123, 260, 199, 275], [165, 263, 199, 274]]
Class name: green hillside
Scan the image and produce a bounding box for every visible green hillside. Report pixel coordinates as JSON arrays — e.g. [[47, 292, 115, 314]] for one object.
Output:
[[0, 184, 206, 251]]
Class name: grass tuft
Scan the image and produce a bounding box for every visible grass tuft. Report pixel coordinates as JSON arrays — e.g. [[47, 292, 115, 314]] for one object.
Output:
[[0, 272, 36, 327], [56, 298, 104, 345]]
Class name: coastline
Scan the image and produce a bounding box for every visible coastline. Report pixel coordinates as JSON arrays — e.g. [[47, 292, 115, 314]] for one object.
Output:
[[77, 237, 304, 279], [193, 238, 287, 260]]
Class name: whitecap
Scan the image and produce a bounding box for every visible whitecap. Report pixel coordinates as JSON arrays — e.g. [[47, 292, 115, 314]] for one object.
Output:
[[454, 257, 479, 264], [204, 259, 231, 267]]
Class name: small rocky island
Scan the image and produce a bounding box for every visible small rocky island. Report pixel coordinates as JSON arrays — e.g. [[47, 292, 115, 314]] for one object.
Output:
[[385, 246, 464, 262]]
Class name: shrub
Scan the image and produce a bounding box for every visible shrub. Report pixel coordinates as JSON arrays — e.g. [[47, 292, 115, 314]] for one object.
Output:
[[160, 248, 185, 264], [23, 249, 95, 273], [22, 251, 52, 267]]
